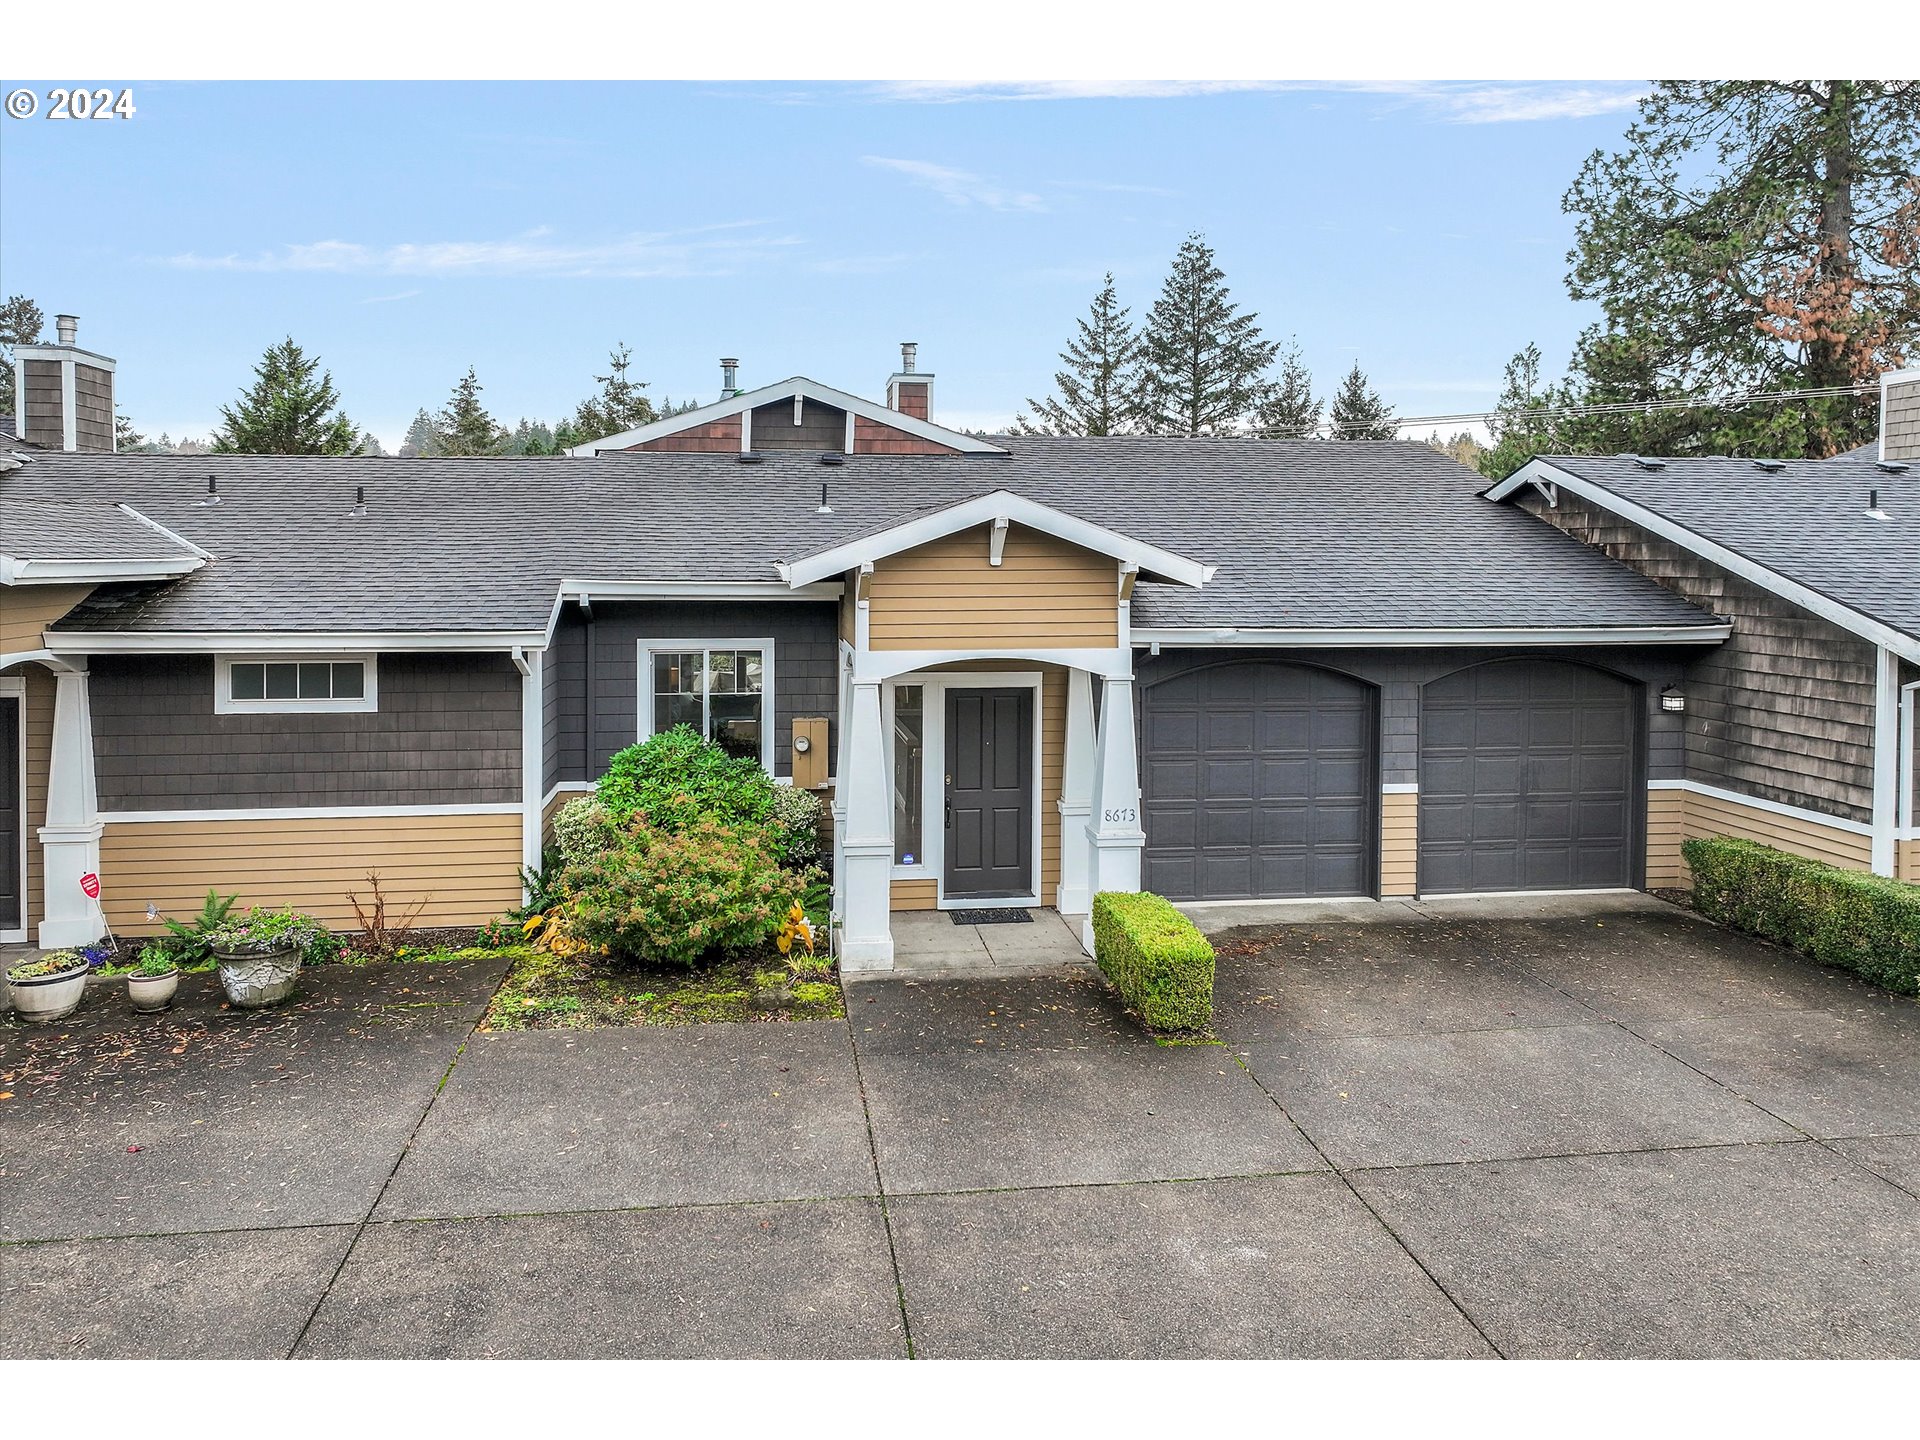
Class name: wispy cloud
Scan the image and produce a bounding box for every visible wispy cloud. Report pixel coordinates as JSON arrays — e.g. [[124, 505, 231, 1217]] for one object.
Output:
[[355, 289, 421, 305], [861, 156, 1047, 212], [155, 223, 800, 279], [1051, 178, 1179, 197], [868, 80, 1646, 124]]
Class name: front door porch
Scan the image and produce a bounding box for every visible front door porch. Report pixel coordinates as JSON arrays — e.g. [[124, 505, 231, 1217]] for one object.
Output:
[[874, 907, 1093, 978]]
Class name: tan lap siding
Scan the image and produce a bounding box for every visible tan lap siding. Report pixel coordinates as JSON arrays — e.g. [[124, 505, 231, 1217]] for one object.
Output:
[[1380, 791, 1417, 897], [890, 878, 937, 910], [100, 812, 523, 934], [1675, 787, 1872, 881], [0, 584, 94, 656], [8, 664, 55, 930], [867, 528, 1118, 651], [1646, 787, 1687, 887], [1899, 839, 1919, 884]]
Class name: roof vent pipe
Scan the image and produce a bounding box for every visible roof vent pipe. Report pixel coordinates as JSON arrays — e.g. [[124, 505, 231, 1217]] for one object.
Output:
[[55, 314, 78, 346], [1867, 488, 1889, 520], [899, 341, 917, 374], [199, 475, 221, 506], [720, 358, 740, 398], [817, 482, 833, 514], [349, 484, 368, 518]]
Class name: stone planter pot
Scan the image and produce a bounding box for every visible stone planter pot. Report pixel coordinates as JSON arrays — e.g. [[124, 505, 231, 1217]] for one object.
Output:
[[127, 969, 180, 1013], [213, 943, 301, 1009], [6, 959, 90, 1023]]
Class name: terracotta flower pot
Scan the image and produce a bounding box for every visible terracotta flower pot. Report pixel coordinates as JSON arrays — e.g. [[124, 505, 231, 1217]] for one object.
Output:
[[213, 942, 301, 1009], [6, 959, 89, 1023], [128, 969, 180, 1013]]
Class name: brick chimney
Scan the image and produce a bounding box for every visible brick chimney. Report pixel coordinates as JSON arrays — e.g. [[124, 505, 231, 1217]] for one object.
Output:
[[885, 341, 932, 420], [13, 314, 117, 451], [1881, 368, 1920, 462]]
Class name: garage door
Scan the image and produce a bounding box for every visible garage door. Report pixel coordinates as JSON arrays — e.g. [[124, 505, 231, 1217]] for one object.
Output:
[[1141, 662, 1375, 901], [1419, 660, 1637, 894]]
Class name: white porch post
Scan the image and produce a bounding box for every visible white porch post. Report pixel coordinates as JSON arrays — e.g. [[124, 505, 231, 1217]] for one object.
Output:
[[1056, 667, 1095, 915], [1080, 675, 1144, 953], [38, 664, 103, 947], [838, 679, 895, 969]]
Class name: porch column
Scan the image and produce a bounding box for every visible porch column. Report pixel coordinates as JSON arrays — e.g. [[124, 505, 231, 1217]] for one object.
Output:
[[1080, 675, 1145, 953], [39, 664, 103, 948], [1055, 667, 1095, 915], [838, 679, 894, 970]]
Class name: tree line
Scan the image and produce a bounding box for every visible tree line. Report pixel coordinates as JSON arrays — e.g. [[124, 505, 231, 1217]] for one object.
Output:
[[1015, 233, 1396, 440]]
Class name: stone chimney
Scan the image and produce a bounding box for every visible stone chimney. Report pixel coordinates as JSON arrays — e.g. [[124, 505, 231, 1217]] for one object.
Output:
[[1881, 368, 1920, 462], [885, 342, 932, 420], [13, 313, 117, 452]]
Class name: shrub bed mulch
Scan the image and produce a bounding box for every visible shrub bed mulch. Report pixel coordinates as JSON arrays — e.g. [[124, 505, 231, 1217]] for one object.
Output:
[[481, 944, 845, 1031]]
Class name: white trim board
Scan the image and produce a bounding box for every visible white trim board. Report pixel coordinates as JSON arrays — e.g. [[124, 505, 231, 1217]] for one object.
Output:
[[49, 630, 547, 654], [1, 555, 203, 583], [99, 803, 524, 824], [781, 490, 1214, 590], [540, 781, 597, 812], [1486, 459, 1920, 665], [559, 579, 844, 602], [566, 375, 1006, 456], [1133, 623, 1732, 648], [1646, 779, 1875, 837]]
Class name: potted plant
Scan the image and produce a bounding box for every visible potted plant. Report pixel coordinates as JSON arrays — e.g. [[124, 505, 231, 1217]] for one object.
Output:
[[127, 942, 181, 1013], [6, 949, 90, 1023], [207, 910, 317, 1009]]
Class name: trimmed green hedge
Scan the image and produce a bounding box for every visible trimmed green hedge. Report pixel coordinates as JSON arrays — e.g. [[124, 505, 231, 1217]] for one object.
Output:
[[1684, 836, 1920, 995], [1091, 891, 1215, 1033]]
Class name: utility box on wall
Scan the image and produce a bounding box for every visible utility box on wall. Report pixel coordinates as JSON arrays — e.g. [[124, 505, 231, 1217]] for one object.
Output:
[[791, 716, 829, 790]]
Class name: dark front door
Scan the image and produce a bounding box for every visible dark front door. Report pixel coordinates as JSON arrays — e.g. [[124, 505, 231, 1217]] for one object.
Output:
[[1, 696, 20, 932], [944, 687, 1034, 899], [1419, 659, 1639, 894]]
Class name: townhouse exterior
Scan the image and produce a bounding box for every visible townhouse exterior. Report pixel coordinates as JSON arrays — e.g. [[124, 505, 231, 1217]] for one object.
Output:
[[3, 325, 1916, 974]]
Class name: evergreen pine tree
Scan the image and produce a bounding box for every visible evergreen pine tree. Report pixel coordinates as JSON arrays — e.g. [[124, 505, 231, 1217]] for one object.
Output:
[[114, 410, 151, 452], [355, 430, 385, 457], [1327, 362, 1396, 440], [210, 338, 357, 454], [434, 368, 508, 457], [0, 294, 44, 416], [1015, 274, 1141, 435], [1255, 340, 1322, 438], [1135, 233, 1281, 436], [400, 409, 439, 458], [570, 343, 657, 440]]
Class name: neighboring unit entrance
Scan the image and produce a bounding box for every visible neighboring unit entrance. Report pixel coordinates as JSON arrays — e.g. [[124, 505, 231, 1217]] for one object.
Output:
[[1140, 661, 1376, 901], [943, 687, 1034, 898], [1, 694, 20, 933], [1418, 659, 1638, 894]]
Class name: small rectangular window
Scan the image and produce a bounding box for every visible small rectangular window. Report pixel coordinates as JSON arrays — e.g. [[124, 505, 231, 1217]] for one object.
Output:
[[893, 684, 924, 867], [642, 641, 773, 768], [218, 655, 377, 713]]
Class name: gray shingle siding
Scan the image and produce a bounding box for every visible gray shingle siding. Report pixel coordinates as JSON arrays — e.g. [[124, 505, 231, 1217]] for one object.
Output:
[[90, 653, 523, 810], [1134, 646, 1686, 789], [547, 601, 839, 784]]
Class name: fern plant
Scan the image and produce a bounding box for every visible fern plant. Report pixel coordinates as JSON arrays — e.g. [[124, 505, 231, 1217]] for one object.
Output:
[[161, 887, 241, 964]]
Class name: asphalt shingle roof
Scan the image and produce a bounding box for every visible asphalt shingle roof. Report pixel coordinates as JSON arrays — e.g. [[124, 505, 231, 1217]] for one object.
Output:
[[1534, 453, 1919, 642], [1, 496, 204, 563], [0, 440, 1719, 636]]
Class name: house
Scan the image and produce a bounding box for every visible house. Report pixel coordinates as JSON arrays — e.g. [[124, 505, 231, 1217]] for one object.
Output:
[[3, 326, 1915, 971]]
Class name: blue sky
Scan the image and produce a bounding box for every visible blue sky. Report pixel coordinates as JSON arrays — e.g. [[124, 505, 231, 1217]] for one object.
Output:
[[0, 80, 1648, 447]]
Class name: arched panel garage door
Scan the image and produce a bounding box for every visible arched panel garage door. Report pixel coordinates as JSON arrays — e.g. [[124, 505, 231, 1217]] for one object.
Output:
[[1419, 660, 1638, 894], [1141, 662, 1376, 901]]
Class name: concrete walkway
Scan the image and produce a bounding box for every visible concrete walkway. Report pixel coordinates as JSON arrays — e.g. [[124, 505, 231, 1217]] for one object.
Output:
[[5, 896, 1920, 1358], [884, 907, 1092, 978]]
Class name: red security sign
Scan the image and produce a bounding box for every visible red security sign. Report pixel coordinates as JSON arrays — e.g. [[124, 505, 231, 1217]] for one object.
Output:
[[80, 872, 101, 900]]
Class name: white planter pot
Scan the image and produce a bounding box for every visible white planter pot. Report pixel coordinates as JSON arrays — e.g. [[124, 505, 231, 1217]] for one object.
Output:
[[127, 970, 180, 1013], [7, 963, 89, 1023], [214, 944, 301, 1009]]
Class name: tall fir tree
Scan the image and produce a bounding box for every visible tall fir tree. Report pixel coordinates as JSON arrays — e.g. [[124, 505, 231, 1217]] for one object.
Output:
[[1255, 340, 1322, 438], [1015, 273, 1141, 435], [568, 343, 657, 441], [434, 367, 508, 457], [1327, 362, 1396, 440], [400, 409, 439, 457], [0, 294, 45, 417], [210, 338, 357, 454], [1135, 233, 1282, 436]]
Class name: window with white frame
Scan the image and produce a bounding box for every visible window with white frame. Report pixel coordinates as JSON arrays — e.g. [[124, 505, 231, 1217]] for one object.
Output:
[[641, 641, 773, 767], [216, 655, 377, 714]]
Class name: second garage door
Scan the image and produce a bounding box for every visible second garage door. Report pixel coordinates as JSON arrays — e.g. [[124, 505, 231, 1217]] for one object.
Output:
[[1141, 661, 1376, 901], [1418, 659, 1638, 894]]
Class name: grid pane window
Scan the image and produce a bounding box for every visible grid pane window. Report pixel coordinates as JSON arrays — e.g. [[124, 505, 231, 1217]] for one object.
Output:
[[229, 663, 266, 700], [651, 647, 766, 762], [226, 659, 369, 706], [893, 685, 924, 866]]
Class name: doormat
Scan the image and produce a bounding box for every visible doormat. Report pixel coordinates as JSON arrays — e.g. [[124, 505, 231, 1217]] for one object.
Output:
[[950, 908, 1034, 925]]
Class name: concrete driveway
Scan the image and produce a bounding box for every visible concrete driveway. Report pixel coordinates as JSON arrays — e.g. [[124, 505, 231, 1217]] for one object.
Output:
[[4, 895, 1919, 1358]]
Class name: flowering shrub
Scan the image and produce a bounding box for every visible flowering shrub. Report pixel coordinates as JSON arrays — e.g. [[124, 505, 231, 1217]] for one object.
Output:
[[8, 949, 85, 981], [80, 941, 114, 970], [597, 727, 775, 834], [475, 915, 521, 948], [207, 906, 333, 960], [552, 797, 618, 865], [560, 816, 809, 967], [770, 784, 823, 868]]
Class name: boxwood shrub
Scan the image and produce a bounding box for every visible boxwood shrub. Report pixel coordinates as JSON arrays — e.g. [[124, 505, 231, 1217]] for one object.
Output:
[[1683, 835, 1920, 995], [1091, 891, 1215, 1033]]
